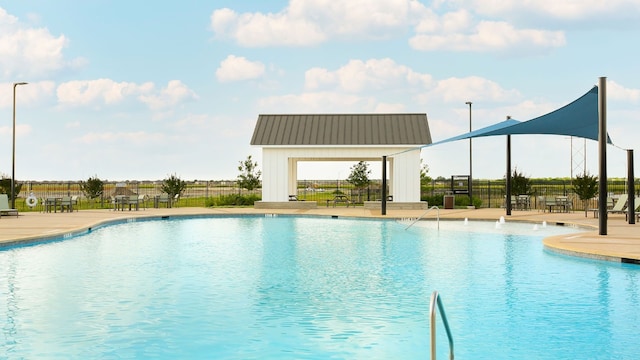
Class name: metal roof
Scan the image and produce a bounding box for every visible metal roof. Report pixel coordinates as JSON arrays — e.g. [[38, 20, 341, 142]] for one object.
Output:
[[250, 114, 432, 146]]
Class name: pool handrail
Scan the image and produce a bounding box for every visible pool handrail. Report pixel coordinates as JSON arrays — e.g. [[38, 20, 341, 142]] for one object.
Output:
[[405, 206, 440, 230], [430, 290, 454, 360]]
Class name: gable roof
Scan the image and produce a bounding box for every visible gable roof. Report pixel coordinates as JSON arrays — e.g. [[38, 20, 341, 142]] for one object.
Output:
[[250, 114, 432, 146]]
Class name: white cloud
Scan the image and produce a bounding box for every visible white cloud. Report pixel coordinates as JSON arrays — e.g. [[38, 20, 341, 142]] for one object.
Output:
[[138, 80, 199, 110], [209, 1, 569, 55], [607, 80, 640, 103], [56, 79, 197, 110], [74, 131, 166, 145], [258, 92, 376, 113], [210, 7, 325, 47], [57, 79, 148, 107], [0, 80, 55, 108], [419, 76, 521, 103], [210, 0, 428, 47], [466, 0, 640, 21], [0, 123, 31, 137], [216, 55, 266, 82], [410, 19, 565, 52], [0, 7, 84, 78], [305, 58, 432, 92], [374, 102, 407, 113]]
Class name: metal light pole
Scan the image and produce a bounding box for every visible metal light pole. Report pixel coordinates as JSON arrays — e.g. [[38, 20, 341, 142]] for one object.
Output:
[[12, 82, 28, 209], [465, 101, 473, 203]]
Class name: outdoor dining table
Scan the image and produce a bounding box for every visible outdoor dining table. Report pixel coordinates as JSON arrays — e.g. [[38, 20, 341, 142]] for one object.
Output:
[[326, 195, 351, 207], [113, 195, 129, 211]]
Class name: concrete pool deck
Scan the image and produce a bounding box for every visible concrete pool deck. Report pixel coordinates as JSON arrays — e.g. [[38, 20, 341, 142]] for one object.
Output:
[[1, 206, 639, 263]]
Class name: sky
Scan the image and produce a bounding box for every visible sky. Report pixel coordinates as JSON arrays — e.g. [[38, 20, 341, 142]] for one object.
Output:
[[0, 0, 639, 182]]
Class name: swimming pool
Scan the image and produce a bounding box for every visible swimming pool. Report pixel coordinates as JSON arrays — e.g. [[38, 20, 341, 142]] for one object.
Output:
[[1, 215, 638, 359]]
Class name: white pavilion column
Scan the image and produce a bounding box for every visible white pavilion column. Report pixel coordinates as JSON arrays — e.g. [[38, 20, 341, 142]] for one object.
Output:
[[288, 158, 298, 197]]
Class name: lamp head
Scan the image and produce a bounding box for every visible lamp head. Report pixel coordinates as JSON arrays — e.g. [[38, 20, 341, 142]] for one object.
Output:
[[465, 101, 472, 105], [14, 82, 28, 86]]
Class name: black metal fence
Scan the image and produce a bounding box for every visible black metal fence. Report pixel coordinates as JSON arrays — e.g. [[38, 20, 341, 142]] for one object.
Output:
[[11, 178, 639, 211], [15, 180, 260, 210]]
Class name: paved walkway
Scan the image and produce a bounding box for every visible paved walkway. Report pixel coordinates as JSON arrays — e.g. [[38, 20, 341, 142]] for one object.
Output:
[[1, 207, 639, 262]]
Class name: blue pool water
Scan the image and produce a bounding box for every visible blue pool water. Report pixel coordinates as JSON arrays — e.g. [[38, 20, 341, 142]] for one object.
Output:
[[1, 216, 639, 359]]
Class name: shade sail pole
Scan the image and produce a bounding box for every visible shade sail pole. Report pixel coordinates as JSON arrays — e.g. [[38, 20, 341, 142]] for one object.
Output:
[[627, 150, 635, 225], [598, 77, 607, 235], [506, 134, 512, 216], [381, 156, 387, 216]]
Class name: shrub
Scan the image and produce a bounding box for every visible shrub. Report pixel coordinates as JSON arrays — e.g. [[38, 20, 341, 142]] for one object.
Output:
[[161, 173, 186, 197], [511, 168, 533, 195], [80, 175, 104, 200], [206, 194, 261, 207], [0, 177, 22, 201]]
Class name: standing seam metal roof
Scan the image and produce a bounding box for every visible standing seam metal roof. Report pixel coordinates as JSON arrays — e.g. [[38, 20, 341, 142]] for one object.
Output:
[[250, 114, 432, 146]]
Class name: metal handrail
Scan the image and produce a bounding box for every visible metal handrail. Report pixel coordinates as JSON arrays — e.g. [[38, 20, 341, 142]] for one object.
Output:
[[430, 291, 454, 360], [404, 206, 440, 230]]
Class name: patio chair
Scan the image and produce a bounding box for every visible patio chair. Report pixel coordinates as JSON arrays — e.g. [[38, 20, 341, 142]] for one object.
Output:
[[127, 194, 140, 211], [156, 194, 171, 208], [138, 194, 147, 210], [543, 196, 558, 212], [60, 196, 74, 212], [607, 194, 628, 215], [71, 195, 80, 211], [0, 194, 18, 217]]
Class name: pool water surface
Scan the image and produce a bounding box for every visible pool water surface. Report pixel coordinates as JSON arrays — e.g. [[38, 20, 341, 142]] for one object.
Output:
[[1, 216, 639, 359]]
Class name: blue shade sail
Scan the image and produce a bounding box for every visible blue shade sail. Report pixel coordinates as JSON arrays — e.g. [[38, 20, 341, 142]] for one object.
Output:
[[423, 86, 613, 148]]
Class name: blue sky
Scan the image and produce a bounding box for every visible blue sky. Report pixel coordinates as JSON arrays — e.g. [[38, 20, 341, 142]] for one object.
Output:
[[0, 1, 638, 182]]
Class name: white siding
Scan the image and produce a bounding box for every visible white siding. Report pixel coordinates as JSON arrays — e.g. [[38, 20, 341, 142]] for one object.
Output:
[[261, 146, 421, 202]]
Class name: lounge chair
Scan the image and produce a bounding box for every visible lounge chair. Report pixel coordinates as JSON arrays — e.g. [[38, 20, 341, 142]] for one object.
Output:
[[625, 197, 640, 221], [607, 194, 628, 215], [0, 194, 19, 217]]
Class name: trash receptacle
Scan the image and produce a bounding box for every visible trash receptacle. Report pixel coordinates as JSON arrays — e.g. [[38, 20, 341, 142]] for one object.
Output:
[[444, 195, 455, 209]]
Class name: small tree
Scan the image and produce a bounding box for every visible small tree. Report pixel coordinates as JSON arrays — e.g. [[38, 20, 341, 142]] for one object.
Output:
[[420, 164, 432, 187], [161, 173, 186, 198], [237, 155, 261, 191], [572, 172, 598, 217], [346, 161, 371, 203], [80, 175, 104, 208], [511, 168, 532, 195], [0, 176, 22, 201], [420, 160, 432, 190]]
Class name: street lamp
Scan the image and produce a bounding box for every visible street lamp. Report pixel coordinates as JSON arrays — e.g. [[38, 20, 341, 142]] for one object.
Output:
[[12, 82, 28, 209], [465, 101, 473, 204]]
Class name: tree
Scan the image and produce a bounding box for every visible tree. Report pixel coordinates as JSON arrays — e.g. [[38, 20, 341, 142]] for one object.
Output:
[[511, 168, 532, 195], [237, 155, 261, 191], [161, 173, 186, 197], [80, 175, 104, 200], [420, 160, 432, 188], [346, 161, 371, 202], [572, 172, 598, 217], [0, 176, 22, 201]]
